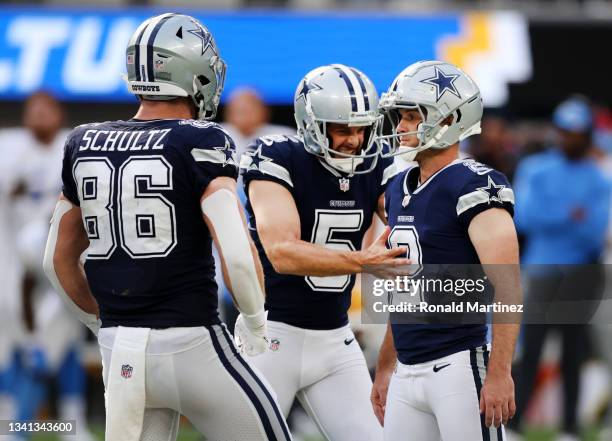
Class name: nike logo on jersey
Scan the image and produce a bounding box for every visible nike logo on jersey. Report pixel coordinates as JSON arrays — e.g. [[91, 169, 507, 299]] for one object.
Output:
[[344, 338, 355, 346], [433, 363, 451, 372]]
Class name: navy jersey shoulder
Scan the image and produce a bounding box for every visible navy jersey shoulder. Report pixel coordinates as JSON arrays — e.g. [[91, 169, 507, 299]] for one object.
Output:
[[241, 136, 395, 330], [61, 118, 239, 329], [386, 159, 515, 364]]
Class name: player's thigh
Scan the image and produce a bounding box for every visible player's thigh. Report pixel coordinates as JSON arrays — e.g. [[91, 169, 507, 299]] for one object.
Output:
[[139, 408, 180, 441], [384, 373, 440, 441], [297, 354, 382, 441], [175, 324, 292, 441], [429, 348, 505, 441], [247, 320, 302, 417]]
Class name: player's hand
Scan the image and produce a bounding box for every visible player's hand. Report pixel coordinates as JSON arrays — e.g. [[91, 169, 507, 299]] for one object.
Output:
[[360, 226, 412, 278], [480, 367, 515, 427], [234, 311, 269, 356], [371, 366, 393, 426]]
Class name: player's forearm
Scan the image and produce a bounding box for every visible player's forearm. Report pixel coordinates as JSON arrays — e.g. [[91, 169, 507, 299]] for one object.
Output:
[[483, 265, 521, 374], [52, 259, 99, 316], [489, 323, 519, 374], [375, 323, 397, 374], [267, 239, 363, 277], [43, 198, 100, 334]]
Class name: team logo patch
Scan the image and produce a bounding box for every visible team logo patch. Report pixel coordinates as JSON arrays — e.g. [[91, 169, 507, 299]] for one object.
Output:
[[270, 338, 280, 351], [121, 364, 133, 379], [154, 59, 165, 71], [339, 178, 350, 192]]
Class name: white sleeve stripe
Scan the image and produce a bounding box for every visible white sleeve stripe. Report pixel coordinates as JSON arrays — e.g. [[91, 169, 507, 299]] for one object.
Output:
[[239, 155, 294, 188], [381, 163, 399, 186], [456, 188, 515, 216], [191, 148, 236, 167]]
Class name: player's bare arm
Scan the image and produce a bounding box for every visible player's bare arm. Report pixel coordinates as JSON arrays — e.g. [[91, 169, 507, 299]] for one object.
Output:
[[469, 207, 521, 428], [371, 322, 396, 426], [249, 179, 408, 277], [42, 193, 100, 334]]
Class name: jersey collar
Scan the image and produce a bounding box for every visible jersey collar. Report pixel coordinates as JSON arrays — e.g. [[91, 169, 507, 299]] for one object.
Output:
[[403, 158, 464, 196], [317, 158, 354, 178]]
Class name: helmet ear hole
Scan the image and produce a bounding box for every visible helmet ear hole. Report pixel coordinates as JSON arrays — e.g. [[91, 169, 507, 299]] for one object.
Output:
[[197, 75, 210, 86]]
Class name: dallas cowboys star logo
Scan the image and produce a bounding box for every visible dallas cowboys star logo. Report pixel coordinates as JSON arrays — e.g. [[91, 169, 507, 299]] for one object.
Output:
[[421, 66, 461, 102], [296, 79, 322, 103], [246, 146, 272, 171], [214, 137, 236, 166], [187, 23, 214, 56], [476, 176, 505, 203]]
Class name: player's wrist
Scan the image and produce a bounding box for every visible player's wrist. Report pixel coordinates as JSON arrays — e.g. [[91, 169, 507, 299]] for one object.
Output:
[[351, 250, 366, 273], [486, 358, 512, 376], [241, 309, 267, 331]]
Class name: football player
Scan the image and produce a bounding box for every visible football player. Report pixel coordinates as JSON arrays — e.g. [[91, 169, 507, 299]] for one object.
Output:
[[240, 64, 404, 441], [11, 92, 94, 441], [371, 61, 520, 441], [43, 13, 291, 441]]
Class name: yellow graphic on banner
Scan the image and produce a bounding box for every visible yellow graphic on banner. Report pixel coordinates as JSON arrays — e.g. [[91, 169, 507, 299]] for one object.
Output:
[[439, 12, 492, 71]]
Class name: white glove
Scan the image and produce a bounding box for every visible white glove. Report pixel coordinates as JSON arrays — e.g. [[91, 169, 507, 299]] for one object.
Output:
[[234, 310, 268, 356]]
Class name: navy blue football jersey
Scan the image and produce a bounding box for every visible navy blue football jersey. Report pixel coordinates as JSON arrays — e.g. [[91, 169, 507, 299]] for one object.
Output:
[[385, 159, 515, 364], [61, 118, 238, 328], [241, 135, 396, 330]]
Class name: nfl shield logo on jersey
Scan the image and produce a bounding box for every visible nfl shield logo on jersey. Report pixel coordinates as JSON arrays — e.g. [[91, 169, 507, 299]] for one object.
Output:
[[339, 178, 350, 192], [121, 364, 133, 379], [270, 338, 281, 352]]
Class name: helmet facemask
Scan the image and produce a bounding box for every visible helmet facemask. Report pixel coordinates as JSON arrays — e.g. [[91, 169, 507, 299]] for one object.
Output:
[[298, 99, 383, 175], [378, 92, 481, 161], [192, 54, 226, 120]]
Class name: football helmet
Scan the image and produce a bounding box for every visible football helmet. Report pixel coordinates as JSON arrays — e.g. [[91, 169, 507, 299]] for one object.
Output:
[[294, 64, 382, 174], [378, 60, 482, 160], [125, 13, 226, 120]]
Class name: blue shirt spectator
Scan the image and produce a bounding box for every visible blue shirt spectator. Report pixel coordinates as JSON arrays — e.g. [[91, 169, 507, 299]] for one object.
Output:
[[514, 97, 611, 265]]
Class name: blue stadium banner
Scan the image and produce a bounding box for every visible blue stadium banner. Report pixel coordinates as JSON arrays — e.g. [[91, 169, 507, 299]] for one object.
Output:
[[0, 7, 531, 106]]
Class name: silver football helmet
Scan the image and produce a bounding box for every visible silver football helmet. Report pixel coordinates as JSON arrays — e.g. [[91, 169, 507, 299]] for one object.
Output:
[[125, 13, 226, 120], [378, 60, 482, 160], [294, 64, 382, 174]]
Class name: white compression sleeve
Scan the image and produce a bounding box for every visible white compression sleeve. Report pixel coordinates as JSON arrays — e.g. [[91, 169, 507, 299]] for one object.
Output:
[[42, 199, 101, 335], [201, 189, 265, 325]]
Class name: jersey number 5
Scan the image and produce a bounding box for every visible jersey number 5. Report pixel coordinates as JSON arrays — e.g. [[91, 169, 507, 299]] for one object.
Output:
[[306, 209, 363, 292], [73, 156, 177, 259]]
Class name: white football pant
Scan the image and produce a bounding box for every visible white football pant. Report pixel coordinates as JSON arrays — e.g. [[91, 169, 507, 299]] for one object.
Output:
[[384, 345, 506, 441], [248, 320, 383, 441], [98, 324, 292, 441]]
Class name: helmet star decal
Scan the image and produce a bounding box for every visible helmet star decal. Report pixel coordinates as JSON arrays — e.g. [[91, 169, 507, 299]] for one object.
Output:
[[187, 24, 214, 56], [296, 79, 322, 103], [421, 66, 461, 101]]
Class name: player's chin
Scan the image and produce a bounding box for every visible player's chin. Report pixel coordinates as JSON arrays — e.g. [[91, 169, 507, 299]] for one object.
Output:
[[399, 140, 418, 148]]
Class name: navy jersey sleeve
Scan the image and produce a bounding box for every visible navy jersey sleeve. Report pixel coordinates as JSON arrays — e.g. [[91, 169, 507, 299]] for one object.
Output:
[[181, 123, 239, 196], [61, 128, 80, 206], [240, 136, 294, 194], [456, 168, 515, 228]]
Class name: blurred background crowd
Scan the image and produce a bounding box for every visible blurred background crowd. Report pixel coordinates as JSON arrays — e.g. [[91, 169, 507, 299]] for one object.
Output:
[[0, 1, 612, 440]]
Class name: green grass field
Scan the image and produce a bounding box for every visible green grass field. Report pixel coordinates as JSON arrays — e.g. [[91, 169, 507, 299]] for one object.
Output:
[[30, 424, 602, 441]]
